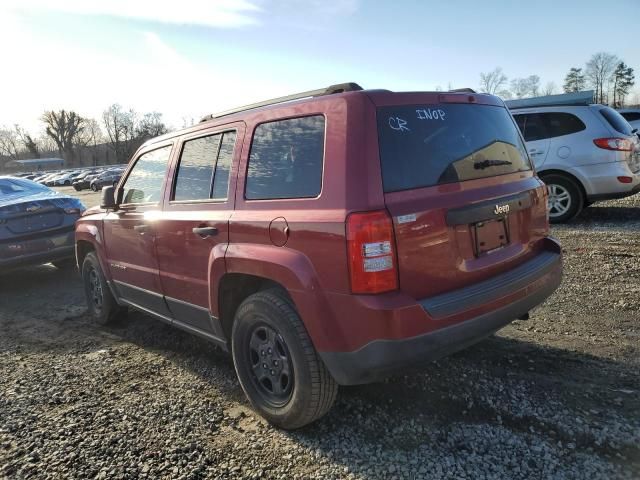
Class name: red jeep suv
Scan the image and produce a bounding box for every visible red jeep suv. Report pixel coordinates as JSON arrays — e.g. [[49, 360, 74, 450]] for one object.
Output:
[[75, 83, 562, 429]]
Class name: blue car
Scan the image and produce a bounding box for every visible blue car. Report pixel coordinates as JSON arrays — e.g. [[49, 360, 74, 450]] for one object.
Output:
[[0, 176, 85, 271]]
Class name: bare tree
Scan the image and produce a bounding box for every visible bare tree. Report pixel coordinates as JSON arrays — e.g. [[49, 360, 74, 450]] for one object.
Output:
[[15, 125, 40, 158], [585, 52, 619, 104], [479, 67, 508, 94], [542, 81, 558, 96], [41, 110, 86, 166], [102, 104, 138, 164], [510, 75, 541, 98], [0, 127, 21, 160], [563, 67, 586, 93], [137, 112, 168, 140]]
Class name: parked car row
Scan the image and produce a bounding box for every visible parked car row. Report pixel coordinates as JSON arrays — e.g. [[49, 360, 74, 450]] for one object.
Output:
[[12, 165, 128, 191]]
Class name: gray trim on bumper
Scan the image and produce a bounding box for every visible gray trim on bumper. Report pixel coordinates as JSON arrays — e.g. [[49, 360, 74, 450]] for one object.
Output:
[[320, 251, 562, 386], [420, 251, 560, 318]]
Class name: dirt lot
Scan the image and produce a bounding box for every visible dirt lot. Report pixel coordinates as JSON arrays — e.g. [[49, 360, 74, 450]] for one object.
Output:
[[1, 187, 639, 479]]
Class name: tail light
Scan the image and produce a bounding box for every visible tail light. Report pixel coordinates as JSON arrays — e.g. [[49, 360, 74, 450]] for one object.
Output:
[[593, 138, 633, 151], [617, 176, 633, 184], [346, 210, 398, 294]]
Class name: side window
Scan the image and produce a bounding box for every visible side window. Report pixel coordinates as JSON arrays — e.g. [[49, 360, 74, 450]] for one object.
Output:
[[514, 114, 526, 135], [122, 145, 172, 204], [245, 116, 325, 200], [541, 113, 586, 138], [522, 114, 549, 142], [211, 131, 236, 200], [621, 112, 640, 122], [174, 134, 221, 201]]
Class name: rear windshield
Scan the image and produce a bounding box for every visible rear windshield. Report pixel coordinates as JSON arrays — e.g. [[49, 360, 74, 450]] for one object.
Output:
[[599, 107, 634, 135], [377, 104, 531, 192]]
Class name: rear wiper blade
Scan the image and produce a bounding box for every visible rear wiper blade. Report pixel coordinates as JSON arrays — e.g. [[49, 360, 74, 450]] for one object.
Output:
[[473, 159, 512, 170]]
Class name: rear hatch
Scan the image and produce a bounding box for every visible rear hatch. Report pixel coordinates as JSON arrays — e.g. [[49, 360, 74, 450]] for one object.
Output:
[[375, 93, 549, 301], [597, 106, 640, 173]]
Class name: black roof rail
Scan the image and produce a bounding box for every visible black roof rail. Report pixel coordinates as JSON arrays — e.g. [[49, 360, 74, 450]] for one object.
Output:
[[448, 88, 476, 93], [199, 82, 363, 123]]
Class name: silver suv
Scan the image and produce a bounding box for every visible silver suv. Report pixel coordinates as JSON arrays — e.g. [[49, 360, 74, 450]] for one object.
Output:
[[508, 102, 640, 222]]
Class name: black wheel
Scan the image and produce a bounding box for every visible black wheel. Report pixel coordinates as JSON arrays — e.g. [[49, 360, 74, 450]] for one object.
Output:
[[52, 258, 76, 270], [82, 252, 125, 325], [91, 183, 98, 192], [64, 180, 71, 186], [232, 289, 337, 429], [540, 173, 584, 223], [73, 185, 81, 191]]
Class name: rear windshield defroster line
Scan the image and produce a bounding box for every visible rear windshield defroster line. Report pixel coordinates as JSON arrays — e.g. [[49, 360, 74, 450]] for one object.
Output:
[[377, 104, 532, 192]]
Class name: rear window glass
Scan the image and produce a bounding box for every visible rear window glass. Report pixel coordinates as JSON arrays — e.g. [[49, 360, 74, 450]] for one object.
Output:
[[246, 115, 324, 200], [378, 104, 531, 192], [600, 107, 633, 135]]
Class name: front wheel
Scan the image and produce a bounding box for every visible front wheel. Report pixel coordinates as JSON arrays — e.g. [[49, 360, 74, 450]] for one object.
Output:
[[90, 183, 98, 192], [82, 252, 125, 325], [232, 289, 337, 429], [541, 174, 584, 223]]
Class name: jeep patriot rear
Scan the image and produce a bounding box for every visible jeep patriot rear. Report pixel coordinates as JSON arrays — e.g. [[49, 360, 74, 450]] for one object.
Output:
[[75, 83, 562, 429]]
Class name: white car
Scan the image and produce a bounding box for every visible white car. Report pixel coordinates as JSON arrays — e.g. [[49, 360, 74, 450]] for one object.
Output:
[[52, 171, 80, 186], [507, 100, 640, 222], [618, 109, 640, 134]]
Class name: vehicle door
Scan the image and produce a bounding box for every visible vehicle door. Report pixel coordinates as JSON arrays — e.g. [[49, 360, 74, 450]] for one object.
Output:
[[513, 113, 551, 169], [102, 142, 174, 316], [154, 124, 244, 338]]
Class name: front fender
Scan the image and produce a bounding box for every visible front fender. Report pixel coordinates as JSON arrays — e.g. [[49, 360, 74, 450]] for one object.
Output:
[[217, 243, 336, 351]]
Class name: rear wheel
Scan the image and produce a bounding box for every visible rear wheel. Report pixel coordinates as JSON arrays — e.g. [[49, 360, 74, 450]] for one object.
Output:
[[91, 183, 98, 192], [231, 289, 337, 429], [540, 173, 584, 223], [81, 252, 125, 325]]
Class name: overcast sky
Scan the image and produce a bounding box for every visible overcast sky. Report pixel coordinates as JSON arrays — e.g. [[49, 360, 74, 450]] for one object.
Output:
[[1, 0, 638, 133]]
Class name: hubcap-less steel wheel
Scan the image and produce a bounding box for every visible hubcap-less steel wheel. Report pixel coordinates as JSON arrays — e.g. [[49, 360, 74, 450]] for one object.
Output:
[[247, 324, 293, 407], [87, 267, 104, 312], [547, 184, 572, 218]]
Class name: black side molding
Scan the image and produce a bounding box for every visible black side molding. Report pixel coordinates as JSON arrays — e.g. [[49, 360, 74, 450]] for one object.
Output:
[[446, 191, 532, 225]]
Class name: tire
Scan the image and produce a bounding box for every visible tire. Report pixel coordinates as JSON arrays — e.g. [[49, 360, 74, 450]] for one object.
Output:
[[91, 183, 98, 192], [64, 180, 71, 186], [73, 185, 81, 191], [81, 251, 125, 325], [231, 289, 337, 429], [540, 173, 584, 223], [52, 258, 76, 270]]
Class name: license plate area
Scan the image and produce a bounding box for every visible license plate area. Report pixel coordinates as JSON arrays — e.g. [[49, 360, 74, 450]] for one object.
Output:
[[472, 217, 509, 256]]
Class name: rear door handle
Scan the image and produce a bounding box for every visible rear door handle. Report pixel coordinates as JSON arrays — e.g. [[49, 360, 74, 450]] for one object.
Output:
[[134, 224, 150, 234], [192, 226, 218, 238]]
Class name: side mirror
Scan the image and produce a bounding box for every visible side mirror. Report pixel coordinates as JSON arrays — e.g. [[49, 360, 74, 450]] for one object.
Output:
[[100, 185, 117, 210]]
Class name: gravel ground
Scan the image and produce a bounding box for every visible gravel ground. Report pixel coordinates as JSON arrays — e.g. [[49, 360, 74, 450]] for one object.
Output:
[[1, 188, 639, 479]]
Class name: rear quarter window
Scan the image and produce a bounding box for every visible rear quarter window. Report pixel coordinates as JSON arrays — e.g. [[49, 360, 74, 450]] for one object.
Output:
[[378, 104, 531, 192], [245, 115, 325, 200]]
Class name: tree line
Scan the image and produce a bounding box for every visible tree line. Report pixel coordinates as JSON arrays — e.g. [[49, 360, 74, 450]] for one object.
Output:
[[0, 105, 170, 169], [479, 51, 635, 106]]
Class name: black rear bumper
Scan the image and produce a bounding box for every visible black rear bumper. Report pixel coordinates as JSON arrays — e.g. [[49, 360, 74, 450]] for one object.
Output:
[[320, 246, 562, 385], [0, 229, 75, 271]]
